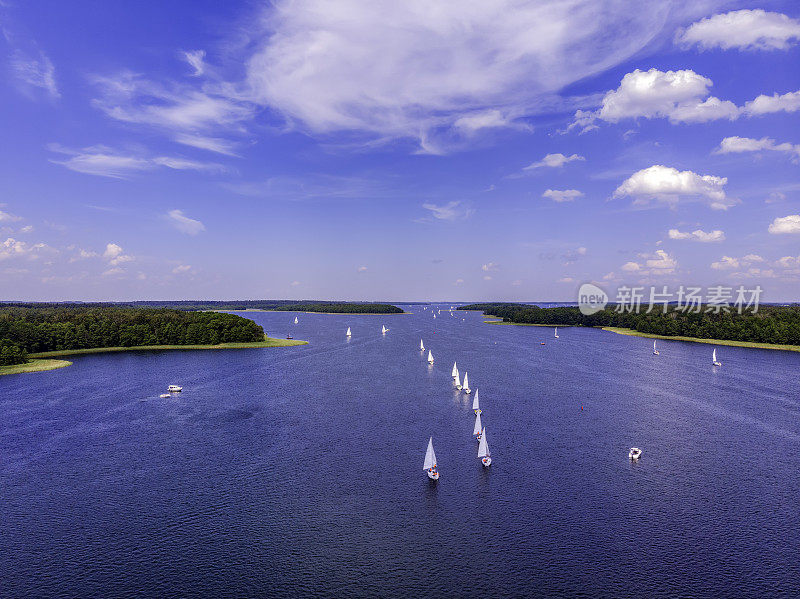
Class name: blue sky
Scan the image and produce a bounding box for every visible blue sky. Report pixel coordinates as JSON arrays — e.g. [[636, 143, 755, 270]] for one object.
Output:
[[1, 0, 799, 301]]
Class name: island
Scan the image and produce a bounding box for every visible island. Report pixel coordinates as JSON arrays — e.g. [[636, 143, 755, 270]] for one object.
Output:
[[458, 303, 800, 351], [0, 306, 307, 376]]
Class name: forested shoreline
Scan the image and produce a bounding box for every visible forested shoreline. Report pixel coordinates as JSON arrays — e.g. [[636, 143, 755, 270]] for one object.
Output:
[[0, 307, 265, 366], [458, 304, 800, 346], [1, 301, 404, 314]]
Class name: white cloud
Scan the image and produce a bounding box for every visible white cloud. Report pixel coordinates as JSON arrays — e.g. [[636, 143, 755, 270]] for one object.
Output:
[[103, 243, 133, 266], [711, 254, 763, 270], [357, 265, 368, 272], [742, 90, 800, 116], [0, 210, 22, 222], [776, 255, 800, 269], [614, 165, 734, 210], [454, 278, 464, 285], [290, 280, 301, 287], [481, 262, 499, 272], [48, 144, 226, 179], [621, 261, 640, 272], [524, 153, 585, 170], [667, 228, 725, 242], [173, 134, 240, 156], [182, 50, 206, 76], [677, 10, 800, 51], [421, 201, 473, 221], [715, 136, 800, 161], [167, 209, 206, 235], [245, 0, 703, 145], [10, 50, 59, 100], [620, 249, 677, 276], [557, 276, 574, 283], [102, 267, 124, 277], [543, 189, 583, 203], [768, 214, 800, 235], [172, 264, 193, 274], [0, 237, 53, 261]]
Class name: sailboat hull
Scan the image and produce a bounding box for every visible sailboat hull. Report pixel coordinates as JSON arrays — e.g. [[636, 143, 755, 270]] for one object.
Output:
[[426, 470, 439, 480], [474, 409, 481, 415], [464, 389, 472, 394], [481, 457, 492, 467]]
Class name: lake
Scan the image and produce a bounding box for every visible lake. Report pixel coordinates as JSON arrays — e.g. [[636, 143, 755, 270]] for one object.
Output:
[[2, 307, 799, 598]]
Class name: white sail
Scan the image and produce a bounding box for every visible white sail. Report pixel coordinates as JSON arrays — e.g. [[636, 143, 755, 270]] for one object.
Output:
[[463, 371, 470, 391], [454, 370, 461, 387], [713, 348, 717, 362], [473, 412, 482, 436], [294, 316, 298, 324], [451, 361, 458, 377], [554, 327, 558, 337], [346, 327, 352, 336], [423, 437, 437, 470], [433, 314, 436, 319], [654, 340, 657, 351], [420, 339, 425, 351], [478, 427, 490, 458], [472, 389, 480, 411], [382, 325, 387, 334], [428, 350, 434, 363]]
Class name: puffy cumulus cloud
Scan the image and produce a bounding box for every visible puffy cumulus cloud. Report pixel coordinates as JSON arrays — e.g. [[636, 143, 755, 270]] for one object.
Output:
[[421, 201, 474, 221], [667, 228, 725, 242], [246, 0, 697, 146], [0, 237, 54, 261], [613, 165, 735, 210], [711, 254, 764, 270], [742, 90, 800, 116], [776, 255, 800, 270], [715, 136, 800, 162], [621, 261, 640, 272], [48, 144, 227, 179], [524, 153, 584, 170], [768, 214, 800, 234], [102, 267, 124, 277], [166, 209, 206, 235], [677, 10, 800, 51], [619, 250, 678, 277], [481, 262, 499, 272], [103, 243, 133, 266], [543, 189, 584, 203], [172, 264, 193, 274], [0, 210, 22, 222]]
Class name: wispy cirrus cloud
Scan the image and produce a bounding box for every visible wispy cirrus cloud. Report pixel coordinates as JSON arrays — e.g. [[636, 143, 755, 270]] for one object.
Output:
[[420, 201, 474, 222], [10, 49, 59, 100], [166, 210, 206, 235], [667, 228, 725, 242]]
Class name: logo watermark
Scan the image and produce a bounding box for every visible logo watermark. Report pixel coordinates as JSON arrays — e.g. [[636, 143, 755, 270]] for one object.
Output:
[[577, 284, 763, 314]]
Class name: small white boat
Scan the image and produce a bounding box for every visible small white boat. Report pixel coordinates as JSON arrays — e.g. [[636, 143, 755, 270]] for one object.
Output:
[[159, 393, 171, 398], [463, 371, 471, 394], [629, 447, 642, 460], [382, 325, 388, 334], [653, 340, 659, 355], [427, 350, 434, 364], [451, 361, 458, 378], [454, 369, 462, 390], [423, 437, 439, 480], [472, 389, 481, 415], [712, 348, 721, 367], [478, 427, 491, 467], [346, 327, 352, 337], [473, 412, 482, 440], [294, 316, 298, 324], [433, 314, 436, 319], [554, 327, 559, 339], [420, 339, 425, 351], [168, 385, 182, 392]]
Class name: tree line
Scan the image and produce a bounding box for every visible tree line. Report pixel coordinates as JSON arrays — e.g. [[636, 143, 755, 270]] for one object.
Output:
[[458, 303, 800, 346], [1, 301, 404, 314], [0, 307, 265, 366]]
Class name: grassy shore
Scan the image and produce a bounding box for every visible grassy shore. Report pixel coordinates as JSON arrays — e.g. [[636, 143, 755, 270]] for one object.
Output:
[[0, 359, 73, 376], [602, 327, 800, 352]]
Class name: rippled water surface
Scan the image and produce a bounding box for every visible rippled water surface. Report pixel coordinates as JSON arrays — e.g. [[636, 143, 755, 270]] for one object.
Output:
[[2, 307, 800, 598]]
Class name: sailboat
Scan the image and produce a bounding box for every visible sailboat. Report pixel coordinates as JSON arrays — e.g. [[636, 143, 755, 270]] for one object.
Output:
[[420, 339, 425, 351], [653, 340, 659, 355], [478, 427, 491, 467], [294, 316, 298, 324], [712, 348, 722, 367], [472, 389, 481, 415], [454, 369, 462, 390], [346, 327, 352, 337], [473, 412, 482, 441], [433, 314, 436, 319], [451, 361, 458, 378], [554, 327, 559, 339], [428, 350, 434, 364], [463, 371, 472, 394], [423, 437, 439, 480], [382, 325, 388, 334]]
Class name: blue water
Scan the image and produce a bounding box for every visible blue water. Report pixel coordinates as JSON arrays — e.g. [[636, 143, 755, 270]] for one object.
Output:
[[2, 307, 799, 598]]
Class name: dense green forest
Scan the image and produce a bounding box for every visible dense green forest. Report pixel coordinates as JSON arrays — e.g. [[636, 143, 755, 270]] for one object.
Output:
[[1, 301, 404, 314], [459, 304, 800, 345], [0, 307, 265, 366]]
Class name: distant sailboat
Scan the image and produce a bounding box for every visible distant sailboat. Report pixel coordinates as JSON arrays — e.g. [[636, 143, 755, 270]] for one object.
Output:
[[554, 327, 559, 339], [463, 371, 471, 394], [428, 350, 434, 364], [451, 361, 458, 378], [423, 437, 439, 480], [653, 340, 659, 355], [472, 389, 481, 415], [294, 316, 298, 324], [712, 348, 722, 367], [382, 325, 388, 334], [454, 370, 462, 390], [433, 314, 437, 319], [346, 327, 352, 337], [420, 339, 425, 351], [478, 427, 491, 467], [473, 411, 482, 440]]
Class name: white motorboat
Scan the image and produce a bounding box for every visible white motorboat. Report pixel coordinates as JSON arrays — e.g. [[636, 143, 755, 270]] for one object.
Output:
[[168, 385, 182, 392], [159, 393, 171, 398], [478, 427, 491, 467], [629, 447, 642, 460], [423, 437, 439, 480]]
